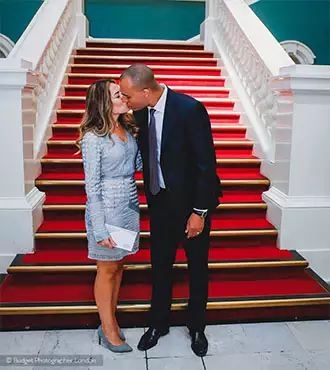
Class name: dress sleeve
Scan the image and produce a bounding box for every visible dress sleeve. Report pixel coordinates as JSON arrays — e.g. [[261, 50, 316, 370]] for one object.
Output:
[[81, 133, 109, 242], [135, 149, 143, 172]]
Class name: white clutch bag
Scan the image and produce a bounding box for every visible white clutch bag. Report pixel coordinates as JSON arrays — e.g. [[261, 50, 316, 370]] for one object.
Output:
[[104, 224, 138, 252]]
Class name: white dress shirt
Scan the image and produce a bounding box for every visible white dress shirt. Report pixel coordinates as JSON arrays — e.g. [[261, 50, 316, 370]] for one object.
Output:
[[147, 85, 207, 214], [147, 84, 167, 189]]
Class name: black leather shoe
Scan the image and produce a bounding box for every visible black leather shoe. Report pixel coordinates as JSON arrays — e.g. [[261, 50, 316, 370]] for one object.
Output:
[[189, 330, 208, 357], [137, 327, 169, 351]]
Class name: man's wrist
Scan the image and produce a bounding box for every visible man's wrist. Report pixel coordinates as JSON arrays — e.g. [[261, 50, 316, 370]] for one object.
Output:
[[192, 208, 208, 219]]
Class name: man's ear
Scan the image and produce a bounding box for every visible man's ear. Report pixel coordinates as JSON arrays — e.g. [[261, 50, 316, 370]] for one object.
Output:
[[142, 88, 150, 98]]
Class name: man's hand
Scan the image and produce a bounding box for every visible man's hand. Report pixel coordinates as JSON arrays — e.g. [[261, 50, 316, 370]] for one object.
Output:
[[97, 237, 117, 248], [185, 213, 205, 239]]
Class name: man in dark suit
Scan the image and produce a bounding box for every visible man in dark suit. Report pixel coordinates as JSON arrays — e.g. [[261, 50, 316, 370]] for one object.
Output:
[[119, 64, 222, 357]]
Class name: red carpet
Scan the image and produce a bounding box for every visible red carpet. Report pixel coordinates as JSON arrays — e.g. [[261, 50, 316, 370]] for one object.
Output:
[[1, 40, 329, 330]]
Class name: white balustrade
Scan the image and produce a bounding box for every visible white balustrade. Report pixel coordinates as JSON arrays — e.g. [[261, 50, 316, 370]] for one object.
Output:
[[202, 0, 294, 162], [202, 0, 330, 281], [0, 0, 88, 272]]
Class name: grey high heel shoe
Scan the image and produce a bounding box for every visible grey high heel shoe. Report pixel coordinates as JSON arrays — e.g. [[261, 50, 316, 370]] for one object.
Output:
[[119, 328, 126, 341], [97, 326, 133, 353], [97, 325, 125, 341]]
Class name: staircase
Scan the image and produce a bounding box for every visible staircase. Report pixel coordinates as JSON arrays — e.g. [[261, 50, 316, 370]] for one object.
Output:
[[1, 40, 329, 330]]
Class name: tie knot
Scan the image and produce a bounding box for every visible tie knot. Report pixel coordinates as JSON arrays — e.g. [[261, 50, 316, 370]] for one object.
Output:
[[150, 108, 156, 116]]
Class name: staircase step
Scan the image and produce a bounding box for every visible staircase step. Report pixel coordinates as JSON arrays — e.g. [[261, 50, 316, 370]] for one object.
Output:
[[42, 202, 267, 223], [60, 96, 235, 110], [7, 249, 308, 273], [43, 192, 265, 206], [75, 47, 214, 58], [64, 84, 231, 98], [69, 64, 222, 76], [36, 171, 266, 182], [73, 55, 218, 66], [1, 269, 329, 326], [67, 73, 226, 87], [41, 155, 261, 176], [52, 124, 247, 139], [34, 218, 277, 237], [36, 179, 270, 205], [55, 109, 240, 123], [86, 39, 205, 50], [46, 138, 251, 157]]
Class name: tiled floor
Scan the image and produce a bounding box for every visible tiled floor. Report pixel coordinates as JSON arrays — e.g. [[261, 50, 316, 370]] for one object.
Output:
[[0, 321, 330, 369]]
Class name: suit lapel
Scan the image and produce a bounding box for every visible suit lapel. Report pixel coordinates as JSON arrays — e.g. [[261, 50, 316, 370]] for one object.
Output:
[[161, 88, 177, 155]]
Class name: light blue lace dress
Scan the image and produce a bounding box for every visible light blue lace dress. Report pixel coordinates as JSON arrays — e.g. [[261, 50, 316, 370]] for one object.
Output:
[[81, 130, 142, 261]]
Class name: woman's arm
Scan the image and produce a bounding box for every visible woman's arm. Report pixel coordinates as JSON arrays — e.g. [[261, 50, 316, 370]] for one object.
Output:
[[135, 149, 143, 172], [81, 133, 109, 242]]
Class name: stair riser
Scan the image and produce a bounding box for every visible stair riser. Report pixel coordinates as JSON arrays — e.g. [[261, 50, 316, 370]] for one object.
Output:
[[5, 268, 309, 287], [44, 193, 264, 205], [42, 209, 267, 223], [34, 234, 277, 251], [65, 89, 230, 98], [68, 76, 226, 87], [73, 58, 217, 67], [70, 66, 222, 76], [85, 43, 205, 50], [37, 185, 269, 199], [76, 50, 214, 58], [51, 128, 246, 139], [55, 111, 240, 122], [2, 305, 329, 331], [40, 163, 261, 176], [60, 100, 234, 110], [46, 144, 252, 156]]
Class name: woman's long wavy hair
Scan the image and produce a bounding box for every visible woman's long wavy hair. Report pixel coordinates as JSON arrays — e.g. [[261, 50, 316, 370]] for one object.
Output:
[[75, 79, 138, 154]]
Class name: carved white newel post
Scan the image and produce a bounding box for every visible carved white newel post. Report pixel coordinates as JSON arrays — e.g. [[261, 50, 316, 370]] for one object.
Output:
[[200, 0, 218, 50], [263, 65, 330, 281], [0, 59, 44, 272]]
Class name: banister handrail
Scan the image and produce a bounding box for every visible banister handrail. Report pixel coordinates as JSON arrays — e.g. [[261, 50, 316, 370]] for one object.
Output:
[[9, 0, 70, 70]]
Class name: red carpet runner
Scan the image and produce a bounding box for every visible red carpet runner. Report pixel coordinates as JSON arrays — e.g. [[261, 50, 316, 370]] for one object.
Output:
[[1, 40, 329, 330]]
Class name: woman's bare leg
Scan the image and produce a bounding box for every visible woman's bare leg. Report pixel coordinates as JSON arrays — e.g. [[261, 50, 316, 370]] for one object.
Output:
[[94, 260, 123, 345]]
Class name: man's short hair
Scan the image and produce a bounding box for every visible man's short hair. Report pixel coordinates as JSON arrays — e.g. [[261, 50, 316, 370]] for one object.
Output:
[[120, 64, 158, 90]]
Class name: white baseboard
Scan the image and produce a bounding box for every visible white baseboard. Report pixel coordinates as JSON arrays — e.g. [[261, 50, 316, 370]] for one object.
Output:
[[0, 255, 15, 274], [299, 250, 330, 283], [263, 187, 330, 282], [0, 187, 45, 272]]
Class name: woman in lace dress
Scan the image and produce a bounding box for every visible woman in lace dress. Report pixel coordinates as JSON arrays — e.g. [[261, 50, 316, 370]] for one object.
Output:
[[75, 79, 142, 353]]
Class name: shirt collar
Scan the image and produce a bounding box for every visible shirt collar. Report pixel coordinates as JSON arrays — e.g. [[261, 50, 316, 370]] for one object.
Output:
[[148, 84, 168, 114]]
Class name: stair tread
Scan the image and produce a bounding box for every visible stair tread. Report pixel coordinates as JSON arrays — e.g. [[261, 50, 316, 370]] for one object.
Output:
[[43, 153, 254, 160], [36, 219, 275, 233], [70, 63, 221, 70], [65, 84, 230, 91], [44, 193, 264, 205], [14, 247, 302, 266], [76, 47, 213, 53], [48, 136, 247, 142], [68, 71, 223, 77], [36, 172, 266, 180], [1, 269, 328, 306]]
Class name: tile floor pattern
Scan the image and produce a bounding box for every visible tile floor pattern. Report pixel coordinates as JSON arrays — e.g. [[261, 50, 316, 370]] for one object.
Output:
[[0, 321, 330, 369]]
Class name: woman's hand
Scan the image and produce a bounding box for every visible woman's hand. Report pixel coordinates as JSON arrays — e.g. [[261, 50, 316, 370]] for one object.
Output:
[[97, 237, 117, 248]]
